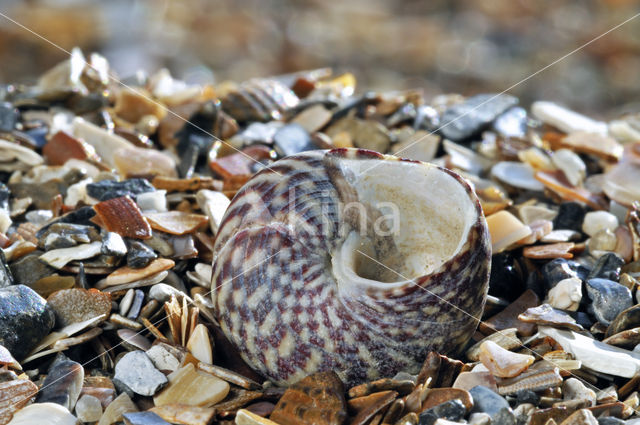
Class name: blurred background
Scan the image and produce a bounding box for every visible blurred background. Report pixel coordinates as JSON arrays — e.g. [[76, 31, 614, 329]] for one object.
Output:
[[0, 0, 639, 115]]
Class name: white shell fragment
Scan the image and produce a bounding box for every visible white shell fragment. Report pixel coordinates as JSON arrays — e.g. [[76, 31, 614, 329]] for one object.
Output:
[[0, 139, 44, 172], [491, 161, 544, 191], [531, 101, 607, 134], [540, 326, 640, 378], [196, 190, 230, 235], [39, 241, 103, 269], [551, 149, 586, 186], [186, 324, 213, 365], [72, 117, 134, 166], [7, 402, 79, 425]]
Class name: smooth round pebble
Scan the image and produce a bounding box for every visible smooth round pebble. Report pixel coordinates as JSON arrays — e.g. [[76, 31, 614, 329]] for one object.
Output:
[[582, 211, 618, 237], [75, 394, 103, 422]]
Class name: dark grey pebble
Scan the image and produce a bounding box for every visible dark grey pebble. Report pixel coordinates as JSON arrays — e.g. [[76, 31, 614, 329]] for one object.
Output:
[[493, 106, 527, 139], [553, 202, 588, 232], [587, 252, 625, 281], [586, 278, 633, 326], [102, 232, 128, 257], [9, 253, 56, 286], [489, 252, 526, 302], [273, 123, 316, 157], [470, 385, 511, 417], [418, 399, 466, 425], [36, 357, 84, 411], [87, 178, 155, 201], [542, 258, 588, 289], [0, 250, 13, 288], [127, 241, 157, 268], [438, 93, 518, 142], [126, 290, 145, 321], [0, 284, 54, 359]]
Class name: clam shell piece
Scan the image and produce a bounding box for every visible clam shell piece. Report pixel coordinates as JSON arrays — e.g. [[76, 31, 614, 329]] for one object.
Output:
[[145, 211, 209, 235], [211, 148, 491, 386], [93, 196, 152, 239]]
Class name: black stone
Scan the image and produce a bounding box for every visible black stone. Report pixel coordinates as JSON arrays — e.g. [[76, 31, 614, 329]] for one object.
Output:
[[586, 278, 633, 326], [175, 101, 218, 178], [36, 206, 97, 239], [9, 253, 57, 286], [387, 103, 416, 128], [87, 178, 155, 201], [493, 106, 527, 139], [489, 252, 526, 301], [38, 223, 100, 250], [470, 385, 510, 417], [127, 241, 157, 268], [0, 102, 18, 132], [587, 252, 625, 281], [273, 123, 316, 157], [553, 202, 588, 232], [541, 258, 589, 290], [0, 285, 55, 359], [438, 93, 518, 142], [418, 399, 466, 425], [0, 250, 13, 288]]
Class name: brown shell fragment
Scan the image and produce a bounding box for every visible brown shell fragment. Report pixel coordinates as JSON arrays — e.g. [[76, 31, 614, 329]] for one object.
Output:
[[420, 388, 473, 412], [151, 175, 222, 193], [497, 368, 563, 396], [523, 243, 575, 260], [347, 390, 398, 425], [480, 290, 540, 337], [0, 379, 38, 424], [43, 130, 100, 165], [535, 171, 606, 210], [93, 196, 152, 239], [348, 378, 415, 398], [270, 371, 347, 425], [105, 258, 175, 286], [145, 211, 209, 235]]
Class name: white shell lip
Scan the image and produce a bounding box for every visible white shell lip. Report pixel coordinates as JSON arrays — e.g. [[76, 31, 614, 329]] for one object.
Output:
[[331, 156, 481, 289]]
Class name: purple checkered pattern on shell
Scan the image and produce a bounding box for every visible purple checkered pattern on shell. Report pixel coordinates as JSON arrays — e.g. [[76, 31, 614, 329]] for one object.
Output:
[[211, 148, 490, 386]]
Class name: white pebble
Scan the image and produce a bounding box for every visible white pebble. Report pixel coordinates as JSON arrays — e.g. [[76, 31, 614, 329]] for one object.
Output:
[[551, 149, 586, 187], [547, 277, 582, 311], [136, 190, 167, 212], [582, 211, 619, 237], [75, 394, 103, 422]]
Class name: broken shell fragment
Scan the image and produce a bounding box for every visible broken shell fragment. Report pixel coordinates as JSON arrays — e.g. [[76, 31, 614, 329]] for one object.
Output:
[[478, 340, 534, 378], [211, 148, 490, 385], [144, 211, 208, 235], [93, 196, 152, 239]]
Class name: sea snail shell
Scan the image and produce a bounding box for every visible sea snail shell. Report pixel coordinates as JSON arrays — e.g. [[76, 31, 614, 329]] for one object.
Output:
[[211, 148, 491, 386]]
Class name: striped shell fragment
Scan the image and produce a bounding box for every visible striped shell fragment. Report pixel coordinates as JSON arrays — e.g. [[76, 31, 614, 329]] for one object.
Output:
[[211, 148, 491, 386]]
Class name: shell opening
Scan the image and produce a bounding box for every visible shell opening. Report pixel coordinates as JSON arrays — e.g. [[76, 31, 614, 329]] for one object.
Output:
[[331, 159, 478, 287]]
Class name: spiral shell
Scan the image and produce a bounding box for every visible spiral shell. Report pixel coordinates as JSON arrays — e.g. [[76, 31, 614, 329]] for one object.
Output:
[[211, 148, 490, 386]]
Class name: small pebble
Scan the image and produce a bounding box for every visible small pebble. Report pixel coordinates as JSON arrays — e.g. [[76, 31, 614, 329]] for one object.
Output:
[[586, 278, 633, 326], [582, 211, 619, 238], [547, 277, 582, 311], [75, 394, 103, 422], [113, 351, 168, 396]]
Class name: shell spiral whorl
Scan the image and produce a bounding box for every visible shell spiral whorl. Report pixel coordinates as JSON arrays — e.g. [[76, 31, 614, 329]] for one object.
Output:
[[211, 148, 491, 386]]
